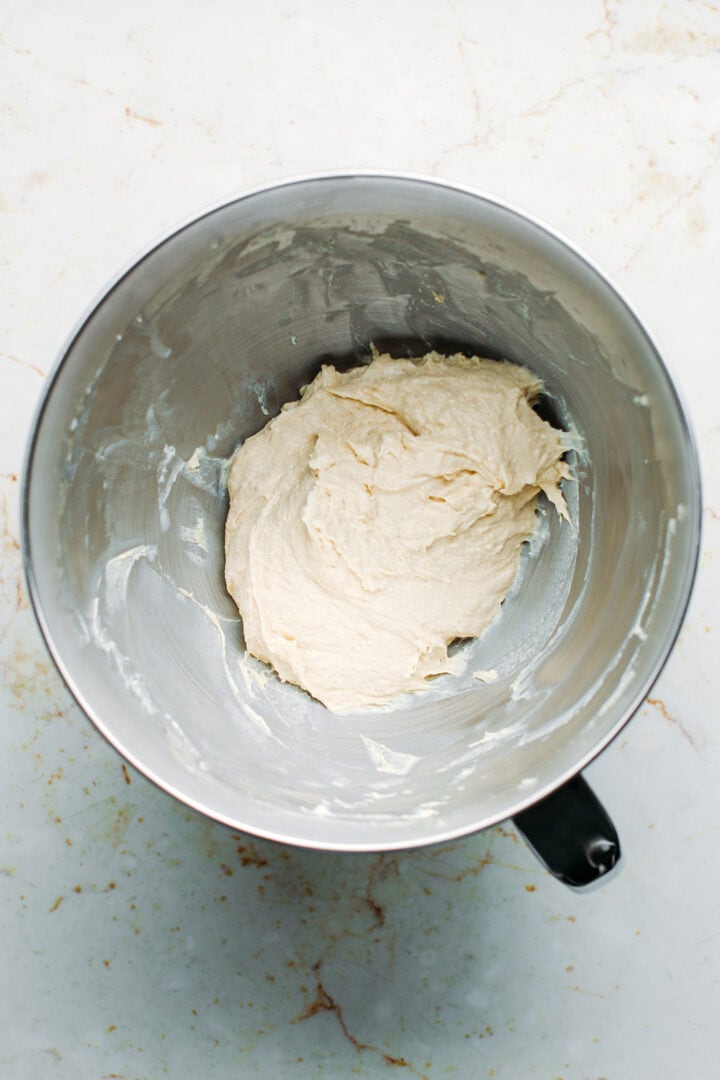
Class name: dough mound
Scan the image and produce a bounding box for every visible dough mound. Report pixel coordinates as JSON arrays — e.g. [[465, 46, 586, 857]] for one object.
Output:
[[225, 351, 569, 712]]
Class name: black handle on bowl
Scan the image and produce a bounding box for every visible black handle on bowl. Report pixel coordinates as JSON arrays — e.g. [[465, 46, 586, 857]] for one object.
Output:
[[513, 774, 621, 889]]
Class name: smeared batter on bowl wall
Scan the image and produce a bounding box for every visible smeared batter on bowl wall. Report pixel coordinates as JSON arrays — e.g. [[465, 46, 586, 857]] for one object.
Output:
[[224, 351, 570, 712]]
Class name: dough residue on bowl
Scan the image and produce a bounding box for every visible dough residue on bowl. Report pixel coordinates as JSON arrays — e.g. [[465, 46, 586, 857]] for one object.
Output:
[[224, 350, 570, 712]]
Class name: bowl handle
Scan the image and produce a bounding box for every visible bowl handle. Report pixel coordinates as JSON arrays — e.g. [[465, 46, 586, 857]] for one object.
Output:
[[512, 773, 621, 889]]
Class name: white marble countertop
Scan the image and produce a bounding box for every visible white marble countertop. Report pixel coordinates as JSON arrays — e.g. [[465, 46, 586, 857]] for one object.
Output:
[[2, 3, 719, 1077]]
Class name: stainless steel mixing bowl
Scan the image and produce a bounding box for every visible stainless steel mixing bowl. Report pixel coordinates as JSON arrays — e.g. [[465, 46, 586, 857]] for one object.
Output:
[[22, 173, 701, 884]]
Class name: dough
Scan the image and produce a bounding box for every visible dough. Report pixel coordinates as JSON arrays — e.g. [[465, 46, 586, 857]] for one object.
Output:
[[225, 351, 569, 712]]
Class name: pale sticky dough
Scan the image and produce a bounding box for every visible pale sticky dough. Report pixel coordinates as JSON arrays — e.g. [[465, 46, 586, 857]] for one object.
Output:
[[225, 351, 570, 712]]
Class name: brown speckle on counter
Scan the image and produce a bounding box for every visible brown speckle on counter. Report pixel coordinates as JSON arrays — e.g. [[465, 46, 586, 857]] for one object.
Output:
[[104, 801, 133, 849], [495, 824, 521, 843], [121, 764, 131, 785], [0, 352, 46, 378], [365, 853, 394, 927], [298, 960, 429, 1078], [647, 696, 698, 751], [236, 843, 269, 869], [564, 984, 606, 1000], [124, 105, 162, 127], [49, 895, 63, 912], [3, 635, 66, 722], [423, 844, 497, 882]]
